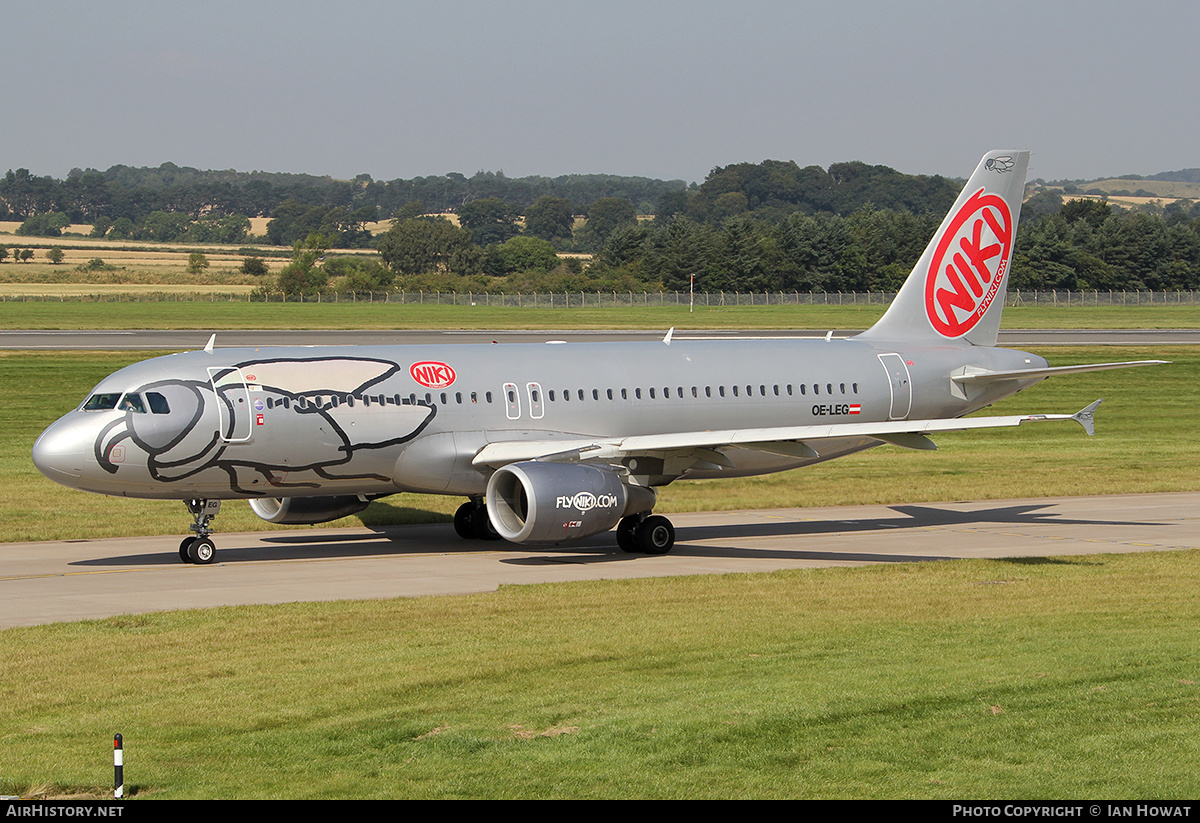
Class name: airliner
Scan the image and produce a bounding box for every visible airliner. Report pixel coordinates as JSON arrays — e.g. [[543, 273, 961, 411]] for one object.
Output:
[[32, 151, 1164, 563]]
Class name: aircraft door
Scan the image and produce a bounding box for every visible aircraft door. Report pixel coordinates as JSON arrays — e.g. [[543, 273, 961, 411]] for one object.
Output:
[[503, 382, 521, 420], [526, 382, 544, 419], [208, 366, 253, 442], [877, 353, 912, 420]]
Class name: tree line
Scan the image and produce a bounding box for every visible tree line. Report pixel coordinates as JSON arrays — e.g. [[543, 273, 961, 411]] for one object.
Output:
[[0, 164, 688, 225], [5, 159, 1199, 295]]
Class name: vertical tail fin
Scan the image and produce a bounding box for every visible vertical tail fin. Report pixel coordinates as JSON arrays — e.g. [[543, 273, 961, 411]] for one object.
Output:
[[860, 150, 1029, 346]]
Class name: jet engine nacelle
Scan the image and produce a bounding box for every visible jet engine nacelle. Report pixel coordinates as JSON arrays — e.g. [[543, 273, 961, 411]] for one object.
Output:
[[249, 495, 370, 525], [486, 461, 656, 545]]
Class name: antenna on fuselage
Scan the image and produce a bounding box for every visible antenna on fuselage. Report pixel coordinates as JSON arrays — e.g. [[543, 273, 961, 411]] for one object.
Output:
[[204, 334, 216, 353]]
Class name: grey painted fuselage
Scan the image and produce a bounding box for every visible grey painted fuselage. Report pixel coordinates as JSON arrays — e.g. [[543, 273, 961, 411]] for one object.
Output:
[[33, 334, 1045, 501]]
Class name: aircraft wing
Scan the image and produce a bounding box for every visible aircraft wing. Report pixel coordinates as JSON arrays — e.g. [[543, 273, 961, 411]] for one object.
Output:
[[471, 400, 1104, 468]]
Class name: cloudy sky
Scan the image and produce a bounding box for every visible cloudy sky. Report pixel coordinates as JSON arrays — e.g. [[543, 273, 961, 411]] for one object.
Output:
[[7, 1, 1198, 184]]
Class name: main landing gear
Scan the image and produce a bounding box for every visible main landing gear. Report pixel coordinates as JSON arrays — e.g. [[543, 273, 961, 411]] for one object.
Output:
[[454, 498, 501, 541], [179, 498, 221, 564], [616, 513, 675, 555]]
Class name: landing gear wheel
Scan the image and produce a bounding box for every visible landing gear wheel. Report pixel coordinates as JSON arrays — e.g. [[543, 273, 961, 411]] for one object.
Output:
[[179, 537, 196, 563], [636, 515, 675, 555], [455, 500, 501, 540], [470, 504, 501, 540], [616, 515, 641, 553], [187, 537, 216, 565], [454, 502, 475, 539]]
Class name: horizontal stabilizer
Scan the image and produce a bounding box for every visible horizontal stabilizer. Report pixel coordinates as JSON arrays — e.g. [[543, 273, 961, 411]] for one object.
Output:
[[952, 360, 1168, 384]]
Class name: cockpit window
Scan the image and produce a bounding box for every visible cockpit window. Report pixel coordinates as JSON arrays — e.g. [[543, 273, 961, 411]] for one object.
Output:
[[146, 392, 170, 414], [117, 393, 147, 413], [82, 393, 121, 411]]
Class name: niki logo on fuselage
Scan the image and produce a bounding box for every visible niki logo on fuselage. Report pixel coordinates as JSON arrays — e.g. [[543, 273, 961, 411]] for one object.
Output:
[[410, 361, 456, 389], [923, 188, 1013, 338]]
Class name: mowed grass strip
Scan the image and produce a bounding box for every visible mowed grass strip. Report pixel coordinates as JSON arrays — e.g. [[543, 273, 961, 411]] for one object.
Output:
[[2, 299, 1200, 330], [3, 550, 1200, 799], [2, 346, 1194, 543]]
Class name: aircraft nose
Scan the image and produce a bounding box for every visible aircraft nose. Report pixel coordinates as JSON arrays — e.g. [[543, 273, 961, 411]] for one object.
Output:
[[32, 418, 89, 485]]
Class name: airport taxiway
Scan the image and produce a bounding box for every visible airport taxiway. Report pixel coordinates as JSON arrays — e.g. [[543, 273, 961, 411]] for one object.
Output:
[[2, 492, 1196, 629], [2, 328, 1198, 349]]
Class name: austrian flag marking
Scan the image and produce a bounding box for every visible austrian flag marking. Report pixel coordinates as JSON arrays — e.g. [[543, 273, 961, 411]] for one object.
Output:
[[409, 361, 456, 389], [924, 188, 1014, 338]]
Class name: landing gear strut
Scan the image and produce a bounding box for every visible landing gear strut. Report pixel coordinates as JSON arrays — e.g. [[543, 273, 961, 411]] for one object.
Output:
[[179, 499, 221, 564], [454, 498, 501, 541], [616, 513, 675, 555]]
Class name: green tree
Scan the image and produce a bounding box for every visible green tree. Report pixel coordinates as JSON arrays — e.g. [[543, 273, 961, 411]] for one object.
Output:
[[523, 196, 575, 246], [89, 216, 113, 238], [46, 246, 65, 264], [240, 256, 270, 276], [458, 197, 520, 246], [579, 197, 637, 250], [186, 252, 210, 274], [377, 218, 481, 276], [495, 236, 560, 273], [108, 217, 135, 240], [16, 212, 69, 237], [276, 234, 331, 296]]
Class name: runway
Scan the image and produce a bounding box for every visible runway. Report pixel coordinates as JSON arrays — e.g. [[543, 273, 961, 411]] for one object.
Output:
[[1, 328, 1198, 349], [2, 492, 1196, 629]]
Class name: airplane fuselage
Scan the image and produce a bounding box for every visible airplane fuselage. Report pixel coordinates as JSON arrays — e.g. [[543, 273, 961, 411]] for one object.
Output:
[[33, 335, 1047, 502]]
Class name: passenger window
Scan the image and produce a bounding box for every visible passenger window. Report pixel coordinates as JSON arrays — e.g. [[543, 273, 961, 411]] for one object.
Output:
[[146, 392, 170, 414]]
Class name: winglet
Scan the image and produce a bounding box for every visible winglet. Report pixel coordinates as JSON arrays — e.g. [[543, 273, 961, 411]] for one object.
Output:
[[663, 327, 674, 345], [1071, 399, 1103, 436], [204, 333, 216, 353]]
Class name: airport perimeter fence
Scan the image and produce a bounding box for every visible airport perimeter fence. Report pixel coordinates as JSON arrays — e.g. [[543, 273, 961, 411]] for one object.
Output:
[[2, 289, 1199, 306]]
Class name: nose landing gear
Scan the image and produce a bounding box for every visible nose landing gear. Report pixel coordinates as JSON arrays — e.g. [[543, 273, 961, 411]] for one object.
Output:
[[179, 499, 221, 564]]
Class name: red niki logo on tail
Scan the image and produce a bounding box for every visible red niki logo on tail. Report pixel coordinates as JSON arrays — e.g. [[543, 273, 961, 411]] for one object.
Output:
[[923, 188, 1013, 338]]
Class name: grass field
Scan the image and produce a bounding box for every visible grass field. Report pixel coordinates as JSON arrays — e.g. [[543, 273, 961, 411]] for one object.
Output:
[[3, 549, 1200, 799], [2, 308, 1197, 798]]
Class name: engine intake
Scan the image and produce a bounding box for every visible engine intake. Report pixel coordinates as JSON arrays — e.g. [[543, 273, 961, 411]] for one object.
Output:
[[249, 495, 371, 525], [486, 462, 656, 545]]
